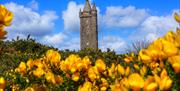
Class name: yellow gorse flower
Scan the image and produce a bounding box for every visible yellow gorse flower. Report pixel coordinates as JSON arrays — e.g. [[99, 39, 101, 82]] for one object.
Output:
[[100, 78, 109, 91], [108, 63, 116, 78], [172, 63, 180, 73], [34, 59, 44, 69], [11, 84, 20, 91], [174, 12, 180, 23], [124, 53, 135, 63], [88, 67, 98, 82], [143, 76, 156, 91], [140, 65, 147, 76], [0, 5, 13, 26], [26, 59, 34, 70], [119, 77, 129, 91], [81, 56, 91, 70], [168, 55, 180, 73], [164, 31, 176, 43], [46, 49, 61, 64], [78, 81, 93, 91], [139, 49, 152, 63], [0, 4, 13, 39], [146, 82, 158, 91], [128, 73, 144, 91], [78, 81, 92, 91], [0, 77, 6, 90], [154, 69, 172, 91], [95, 59, 106, 72], [45, 71, 56, 84], [60, 61, 67, 72], [24, 87, 34, 91], [16, 62, 26, 75], [162, 39, 178, 57], [134, 64, 140, 70], [33, 68, 45, 78], [72, 72, 80, 82], [125, 66, 130, 76], [159, 76, 172, 90], [117, 64, 125, 76], [60, 54, 82, 73], [59, 55, 92, 82], [110, 83, 122, 91]]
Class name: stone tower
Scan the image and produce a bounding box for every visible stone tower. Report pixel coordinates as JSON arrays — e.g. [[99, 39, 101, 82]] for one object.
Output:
[[79, 0, 98, 50]]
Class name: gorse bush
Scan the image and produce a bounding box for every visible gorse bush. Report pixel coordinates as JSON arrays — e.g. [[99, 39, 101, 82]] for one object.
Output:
[[0, 4, 180, 91], [0, 37, 54, 72], [0, 37, 121, 73]]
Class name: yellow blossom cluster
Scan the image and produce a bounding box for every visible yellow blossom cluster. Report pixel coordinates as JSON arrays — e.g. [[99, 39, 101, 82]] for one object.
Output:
[[138, 12, 180, 74], [60, 55, 91, 81], [15, 49, 63, 85], [107, 68, 172, 91], [139, 29, 180, 74], [0, 4, 13, 39]]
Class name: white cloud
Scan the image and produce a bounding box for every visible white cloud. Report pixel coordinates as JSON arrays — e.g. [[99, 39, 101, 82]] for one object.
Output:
[[139, 13, 179, 41], [101, 6, 149, 28], [40, 32, 80, 50], [146, 33, 159, 41], [41, 33, 125, 52], [42, 33, 67, 46], [5, 2, 58, 39], [62, 1, 83, 31], [28, 0, 39, 10], [62, 2, 148, 31], [140, 16, 177, 33], [99, 36, 126, 52], [60, 38, 80, 50]]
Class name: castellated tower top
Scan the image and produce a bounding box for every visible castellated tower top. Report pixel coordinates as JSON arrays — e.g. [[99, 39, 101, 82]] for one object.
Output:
[[80, 0, 97, 17]]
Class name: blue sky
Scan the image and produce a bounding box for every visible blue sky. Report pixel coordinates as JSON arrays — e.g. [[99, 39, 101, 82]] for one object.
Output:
[[0, 0, 180, 53]]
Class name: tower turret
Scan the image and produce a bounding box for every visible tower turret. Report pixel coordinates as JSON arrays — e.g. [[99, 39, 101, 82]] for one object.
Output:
[[92, 3, 97, 11], [83, 0, 91, 12], [91, 3, 97, 16]]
